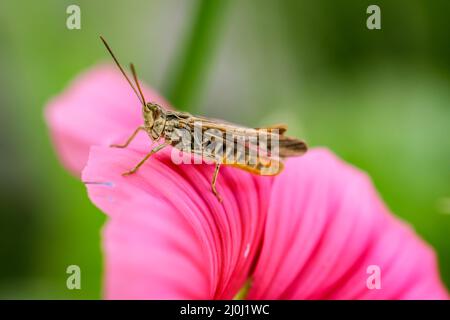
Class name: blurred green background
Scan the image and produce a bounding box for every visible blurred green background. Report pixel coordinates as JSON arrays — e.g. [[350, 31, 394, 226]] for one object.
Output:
[[0, 0, 448, 298]]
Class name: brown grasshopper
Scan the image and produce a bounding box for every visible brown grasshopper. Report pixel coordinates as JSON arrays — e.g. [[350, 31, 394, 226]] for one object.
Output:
[[100, 36, 307, 201]]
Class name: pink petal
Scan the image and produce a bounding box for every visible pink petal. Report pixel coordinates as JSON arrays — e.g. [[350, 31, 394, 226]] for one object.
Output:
[[82, 134, 273, 299], [45, 64, 169, 176], [249, 148, 448, 299]]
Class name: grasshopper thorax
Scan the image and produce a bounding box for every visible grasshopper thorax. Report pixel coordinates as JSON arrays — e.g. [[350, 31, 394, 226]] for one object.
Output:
[[144, 102, 166, 140]]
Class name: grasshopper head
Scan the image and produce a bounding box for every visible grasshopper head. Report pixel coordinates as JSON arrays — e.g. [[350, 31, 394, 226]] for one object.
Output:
[[143, 102, 163, 129]]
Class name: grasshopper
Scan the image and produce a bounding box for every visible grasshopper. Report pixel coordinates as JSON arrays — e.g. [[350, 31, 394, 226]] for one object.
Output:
[[100, 37, 307, 202]]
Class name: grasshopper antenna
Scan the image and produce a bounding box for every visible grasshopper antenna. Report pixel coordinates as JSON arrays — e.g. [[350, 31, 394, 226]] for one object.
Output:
[[129, 63, 146, 105], [99, 36, 145, 106]]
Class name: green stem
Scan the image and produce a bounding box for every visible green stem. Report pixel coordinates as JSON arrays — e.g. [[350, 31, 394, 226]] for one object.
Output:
[[164, 0, 230, 112]]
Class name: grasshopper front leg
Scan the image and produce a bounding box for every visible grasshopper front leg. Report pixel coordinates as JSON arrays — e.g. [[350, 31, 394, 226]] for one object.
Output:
[[122, 142, 169, 176], [110, 126, 145, 148]]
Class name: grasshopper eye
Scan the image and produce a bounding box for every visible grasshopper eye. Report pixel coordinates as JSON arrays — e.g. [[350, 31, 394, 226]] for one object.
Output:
[[146, 103, 161, 118], [144, 104, 152, 113]]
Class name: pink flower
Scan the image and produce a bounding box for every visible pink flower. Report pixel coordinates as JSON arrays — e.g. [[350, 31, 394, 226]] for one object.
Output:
[[45, 65, 448, 299]]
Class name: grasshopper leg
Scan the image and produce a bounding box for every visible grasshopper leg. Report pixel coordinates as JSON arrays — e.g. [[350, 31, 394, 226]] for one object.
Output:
[[211, 163, 223, 202], [122, 142, 168, 176], [111, 126, 145, 148]]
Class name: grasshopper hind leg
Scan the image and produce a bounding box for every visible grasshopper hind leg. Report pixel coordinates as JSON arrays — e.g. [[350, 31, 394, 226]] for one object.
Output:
[[211, 163, 223, 202]]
